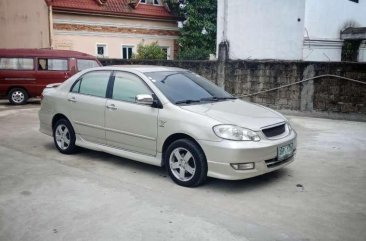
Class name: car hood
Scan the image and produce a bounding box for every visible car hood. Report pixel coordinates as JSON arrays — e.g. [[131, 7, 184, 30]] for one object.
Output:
[[180, 99, 285, 131]]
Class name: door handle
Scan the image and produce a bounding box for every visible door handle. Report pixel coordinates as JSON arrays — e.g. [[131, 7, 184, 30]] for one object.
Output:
[[106, 104, 117, 110], [68, 97, 77, 103]]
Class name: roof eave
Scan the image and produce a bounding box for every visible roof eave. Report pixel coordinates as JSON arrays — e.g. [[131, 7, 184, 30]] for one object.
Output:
[[52, 7, 179, 22]]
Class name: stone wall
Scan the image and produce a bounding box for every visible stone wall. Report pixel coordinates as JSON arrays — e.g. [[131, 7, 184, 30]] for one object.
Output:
[[100, 59, 366, 115]]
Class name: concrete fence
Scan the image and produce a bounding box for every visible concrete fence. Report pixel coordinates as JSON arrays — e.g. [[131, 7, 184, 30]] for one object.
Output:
[[100, 59, 366, 118]]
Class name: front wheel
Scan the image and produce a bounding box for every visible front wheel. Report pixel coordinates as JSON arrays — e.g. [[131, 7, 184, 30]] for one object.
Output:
[[8, 88, 28, 105], [53, 119, 77, 154], [165, 139, 207, 187]]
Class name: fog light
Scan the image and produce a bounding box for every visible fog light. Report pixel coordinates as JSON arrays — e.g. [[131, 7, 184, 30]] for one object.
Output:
[[231, 162, 255, 170]]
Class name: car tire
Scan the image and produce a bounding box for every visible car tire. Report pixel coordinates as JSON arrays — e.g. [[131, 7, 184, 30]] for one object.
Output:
[[53, 119, 77, 154], [165, 139, 207, 187], [8, 88, 28, 105]]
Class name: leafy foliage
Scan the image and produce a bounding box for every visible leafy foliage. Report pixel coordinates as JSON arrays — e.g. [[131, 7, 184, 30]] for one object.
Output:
[[133, 42, 167, 60], [165, 0, 217, 60], [341, 40, 361, 62], [177, 47, 211, 60]]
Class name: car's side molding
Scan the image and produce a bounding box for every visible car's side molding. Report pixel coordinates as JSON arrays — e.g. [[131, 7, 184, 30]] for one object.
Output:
[[74, 120, 105, 131], [74, 120, 156, 141], [105, 127, 156, 141]]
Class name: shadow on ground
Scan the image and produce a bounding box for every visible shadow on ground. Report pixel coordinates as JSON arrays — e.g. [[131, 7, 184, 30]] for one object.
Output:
[[0, 99, 41, 107], [47, 142, 290, 193]]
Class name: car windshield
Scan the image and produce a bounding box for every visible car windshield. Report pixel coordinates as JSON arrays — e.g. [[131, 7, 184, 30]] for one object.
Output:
[[145, 71, 235, 105]]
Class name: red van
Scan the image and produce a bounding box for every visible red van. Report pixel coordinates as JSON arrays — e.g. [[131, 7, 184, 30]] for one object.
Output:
[[0, 49, 101, 104]]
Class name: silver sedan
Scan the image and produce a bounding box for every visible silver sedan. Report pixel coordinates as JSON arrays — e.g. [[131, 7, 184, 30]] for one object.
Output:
[[39, 66, 297, 187]]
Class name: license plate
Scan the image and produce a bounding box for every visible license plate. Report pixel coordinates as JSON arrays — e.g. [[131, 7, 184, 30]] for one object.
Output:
[[278, 143, 294, 161]]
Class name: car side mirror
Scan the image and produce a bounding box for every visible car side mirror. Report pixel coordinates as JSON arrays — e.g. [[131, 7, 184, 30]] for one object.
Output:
[[136, 94, 154, 106]]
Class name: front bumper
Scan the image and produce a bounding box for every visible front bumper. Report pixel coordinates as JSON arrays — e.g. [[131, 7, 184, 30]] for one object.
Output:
[[198, 130, 297, 180]]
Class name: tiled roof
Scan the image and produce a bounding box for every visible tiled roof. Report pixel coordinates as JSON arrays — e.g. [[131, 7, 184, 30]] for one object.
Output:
[[49, 0, 176, 20]]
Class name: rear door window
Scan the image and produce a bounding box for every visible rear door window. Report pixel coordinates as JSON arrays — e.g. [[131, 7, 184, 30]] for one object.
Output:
[[77, 59, 100, 71], [0, 58, 34, 70], [75, 71, 111, 98], [38, 58, 68, 71], [71, 80, 81, 93]]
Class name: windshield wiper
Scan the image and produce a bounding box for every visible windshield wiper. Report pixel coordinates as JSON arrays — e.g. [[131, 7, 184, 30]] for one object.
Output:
[[200, 96, 237, 102], [175, 99, 201, 105], [175, 97, 236, 105]]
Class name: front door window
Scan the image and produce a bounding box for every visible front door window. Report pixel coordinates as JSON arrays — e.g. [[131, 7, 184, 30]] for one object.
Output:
[[112, 71, 152, 103]]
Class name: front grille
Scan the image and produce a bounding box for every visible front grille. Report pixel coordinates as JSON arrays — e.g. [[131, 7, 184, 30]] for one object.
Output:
[[262, 124, 286, 138]]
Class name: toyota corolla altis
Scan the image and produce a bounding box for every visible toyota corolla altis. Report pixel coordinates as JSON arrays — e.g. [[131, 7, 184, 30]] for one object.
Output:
[[39, 66, 297, 187]]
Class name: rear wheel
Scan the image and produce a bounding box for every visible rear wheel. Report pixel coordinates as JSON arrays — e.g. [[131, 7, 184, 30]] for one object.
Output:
[[165, 139, 207, 187], [53, 119, 77, 154], [8, 88, 28, 105]]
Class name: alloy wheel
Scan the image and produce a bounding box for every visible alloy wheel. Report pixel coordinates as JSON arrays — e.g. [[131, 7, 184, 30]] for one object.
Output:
[[169, 147, 196, 182], [55, 124, 71, 150]]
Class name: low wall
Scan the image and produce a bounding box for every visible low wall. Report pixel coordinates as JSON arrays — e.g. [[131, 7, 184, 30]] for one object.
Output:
[[100, 59, 366, 117]]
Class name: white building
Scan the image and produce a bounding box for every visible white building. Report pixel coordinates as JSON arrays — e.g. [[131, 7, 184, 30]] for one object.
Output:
[[217, 0, 366, 62]]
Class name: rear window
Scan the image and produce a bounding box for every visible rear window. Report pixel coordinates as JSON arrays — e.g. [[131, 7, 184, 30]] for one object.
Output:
[[38, 58, 68, 71], [0, 58, 34, 70], [77, 59, 100, 71], [74, 71, 111, 98]]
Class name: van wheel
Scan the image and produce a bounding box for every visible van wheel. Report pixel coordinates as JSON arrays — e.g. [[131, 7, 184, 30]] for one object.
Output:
[[53, 119, 77, 154], [8, 88, 28, 105], [165, 139, 207, 187]]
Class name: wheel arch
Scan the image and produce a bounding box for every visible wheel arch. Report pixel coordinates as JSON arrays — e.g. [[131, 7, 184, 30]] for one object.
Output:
[[7, 86, 29, 96], [52, 113, 72, 131], [161, 133, 206, 166]]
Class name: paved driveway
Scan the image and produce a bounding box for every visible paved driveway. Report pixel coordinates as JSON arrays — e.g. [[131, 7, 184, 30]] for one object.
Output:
[[0, 102, 365, 241]]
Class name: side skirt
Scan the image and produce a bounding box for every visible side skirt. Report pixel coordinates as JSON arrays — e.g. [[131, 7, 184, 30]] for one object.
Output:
[[75, 135, 163, 167]]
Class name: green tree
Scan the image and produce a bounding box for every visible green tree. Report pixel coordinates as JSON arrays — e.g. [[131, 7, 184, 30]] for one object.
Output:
[[134, 42, 167, 60], [165, 0, 217, 60]]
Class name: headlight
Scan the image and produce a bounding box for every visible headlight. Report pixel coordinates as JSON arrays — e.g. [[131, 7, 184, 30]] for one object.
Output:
[[213, 125, 261, 141]]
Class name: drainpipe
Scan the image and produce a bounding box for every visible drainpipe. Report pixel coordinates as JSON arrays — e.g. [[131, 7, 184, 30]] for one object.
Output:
[[223, 0, 228, 42], [47, 0, 54, 49]]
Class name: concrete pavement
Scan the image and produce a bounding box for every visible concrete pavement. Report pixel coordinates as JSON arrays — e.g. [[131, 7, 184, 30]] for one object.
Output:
[[0, 103, 365, 241]]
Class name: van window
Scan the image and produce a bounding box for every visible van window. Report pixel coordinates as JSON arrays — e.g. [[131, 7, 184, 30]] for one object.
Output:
[[77, 59, 100, 71], [78, 71, 111, 98], [0, 58, 34, 70], [38, 58, 68, 71]]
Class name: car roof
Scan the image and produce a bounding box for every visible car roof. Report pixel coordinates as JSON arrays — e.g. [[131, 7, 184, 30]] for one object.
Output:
[[109, 65, 187, 73], [0, 48, 97, 59]]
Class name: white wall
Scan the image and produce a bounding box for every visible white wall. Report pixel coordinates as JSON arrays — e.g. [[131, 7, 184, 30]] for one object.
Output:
[[53, 33, 176, 59], [53, 13, 178, 59], [217, 0, 305, 60], [303, 0, 366, 61], [359, 41, 366, 62], [0, 0, 50, 48], [218, 0, 366, 62], [304, 0, 366, 40]]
